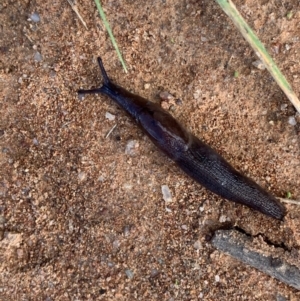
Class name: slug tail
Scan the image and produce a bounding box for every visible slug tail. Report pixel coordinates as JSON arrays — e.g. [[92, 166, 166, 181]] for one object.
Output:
[[77, 57, 111, 96]]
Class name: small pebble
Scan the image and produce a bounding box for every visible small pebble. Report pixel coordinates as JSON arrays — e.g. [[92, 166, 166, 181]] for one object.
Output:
[[112, 240, 120, 249], [193, 240, 202, 250], [78, 93, 85, 101], [29, 12, 40, 23], [280, 104, 288, 111], [34, 51, 43, 62], [160, 91, 176, 110], [105, 112, 115, 121], [49, 70, 56, 78], [288, 116, 296, 126], [159, 91, 174, 101], [125, 140, 139, 156], [123, 225, 131, 236], [219, 215, 227, 223], [98, 175, 105, 182], [271, 43, 280, 54], [252, 60, 265, 70], [144, 83, 150, 89], [175, 98, 182, 105], [169, 105, 176, 112], [78, 171, 86, 181], [17, 248, 24, 259], [125, 269, 134, 279], [150, 268, 159, 278], [161, 185, 172, 202], [161, 101, 170, 110], [181, 224, 188, 230], [0, 215, 6, 224], [107, 261, 114, 268], [33, 138, 39, 145], [215, 275, 220, 282], [193, 89, 202, 100]]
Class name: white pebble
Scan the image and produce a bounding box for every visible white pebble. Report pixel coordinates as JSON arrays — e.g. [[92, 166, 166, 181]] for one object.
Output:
[[123, 225, 131, 236], [193, 89, 202, 100], [219, 215, 227, 223], [112, 240, 120, 249], [193, 240, 202, 250], [78, 171, 86, 181], [125, 140, 139, 155], [181, 224, 188, 230], [98, 175, 105, 182], [288, 116, 297, 126], [215, 275, 220, 282], [34, 51, 43, 62], [29, 12, 40, 23], [159, 91, 174, 101], [252, 60, 265, 70], [105, 112, 115, 121], [161, 185, 172, 202]]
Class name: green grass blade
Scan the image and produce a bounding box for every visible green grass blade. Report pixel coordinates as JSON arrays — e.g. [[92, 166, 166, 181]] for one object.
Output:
[[215, 0, 300, 113], [94, 0, 128, 73]]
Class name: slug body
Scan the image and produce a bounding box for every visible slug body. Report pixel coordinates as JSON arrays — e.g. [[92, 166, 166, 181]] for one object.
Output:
[[78, 57, 285, 220]]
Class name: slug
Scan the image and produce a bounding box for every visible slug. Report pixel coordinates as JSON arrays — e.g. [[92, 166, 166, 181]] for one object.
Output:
[[78, 57, 286, 220]]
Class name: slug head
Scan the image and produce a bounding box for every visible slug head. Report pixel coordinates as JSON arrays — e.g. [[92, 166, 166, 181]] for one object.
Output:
[[78, 57, 111, 96]]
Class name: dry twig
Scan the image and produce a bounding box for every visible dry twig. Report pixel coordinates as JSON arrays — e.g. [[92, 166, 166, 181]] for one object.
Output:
[[67, 0, 88, 30]]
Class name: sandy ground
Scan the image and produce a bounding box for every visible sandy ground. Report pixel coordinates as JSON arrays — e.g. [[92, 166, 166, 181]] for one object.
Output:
[[1, 0, 300, 300]]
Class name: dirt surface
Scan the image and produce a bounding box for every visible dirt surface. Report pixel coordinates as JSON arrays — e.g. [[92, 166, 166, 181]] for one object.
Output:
[[1, 0, 300, 300]]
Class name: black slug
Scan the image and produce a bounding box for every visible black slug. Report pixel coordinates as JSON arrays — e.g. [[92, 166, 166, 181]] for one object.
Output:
[[78, 57, 286, 220]]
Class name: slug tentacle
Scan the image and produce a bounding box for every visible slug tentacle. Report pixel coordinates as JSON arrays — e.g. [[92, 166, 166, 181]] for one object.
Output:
[[97, 57, 110, 85], [78, 58, 111, 96], [78, 57, 286, 220]]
